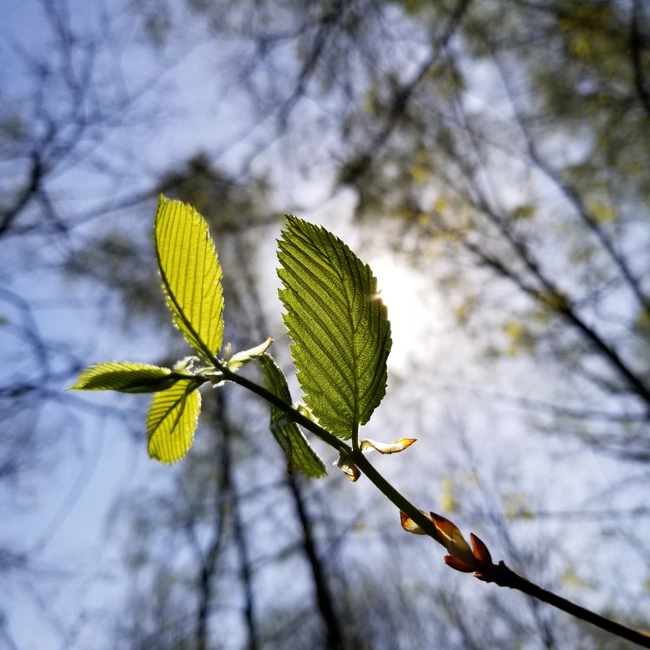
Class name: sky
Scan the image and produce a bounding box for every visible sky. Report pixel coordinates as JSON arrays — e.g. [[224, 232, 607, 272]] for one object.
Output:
[[0, 3, 440, 645], [2, 1, 649, 649]]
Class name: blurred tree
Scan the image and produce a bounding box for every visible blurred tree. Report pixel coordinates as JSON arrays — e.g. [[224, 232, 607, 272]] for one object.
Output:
[[0, 0, 167, 642], [3, 0, 650, 648], [86, 157, 364, 650], [121, 0, 650, 455], [69, 0, 650, 647], [134, 1, 650, 644]]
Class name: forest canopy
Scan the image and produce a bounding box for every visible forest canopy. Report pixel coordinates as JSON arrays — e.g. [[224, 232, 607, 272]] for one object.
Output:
[[1, 0, 649, 648]]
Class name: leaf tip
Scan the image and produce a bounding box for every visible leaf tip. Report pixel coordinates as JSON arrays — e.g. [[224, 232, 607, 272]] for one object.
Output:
[[147, 446, 181, 466]]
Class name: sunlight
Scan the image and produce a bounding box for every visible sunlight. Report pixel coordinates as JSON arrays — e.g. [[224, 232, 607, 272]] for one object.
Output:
[[371, 255, 431, 371]]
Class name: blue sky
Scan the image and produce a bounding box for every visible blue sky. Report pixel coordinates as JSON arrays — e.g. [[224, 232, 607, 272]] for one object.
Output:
[[2, 1, 650, 648]]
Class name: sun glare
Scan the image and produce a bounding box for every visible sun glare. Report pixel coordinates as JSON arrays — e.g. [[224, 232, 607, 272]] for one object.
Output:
[[371, 256, 431, 371]]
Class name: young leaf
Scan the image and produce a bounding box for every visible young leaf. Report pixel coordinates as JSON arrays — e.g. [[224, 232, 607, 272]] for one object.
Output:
[[277, 216, 392, 440], [360, 437, 417, 454], [399, 510, 430, 535], [147, 379, 202, 464], [257, 354, 327, 478], [227, 338, 273, 373], [154, 196, 224, 360], [68, 361, 179, 393], [335, 451, 360, 482]]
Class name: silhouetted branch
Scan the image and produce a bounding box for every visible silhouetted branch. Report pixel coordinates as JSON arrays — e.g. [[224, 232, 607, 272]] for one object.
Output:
[[228, 425, 259, 650], [194, 391, 230, 650], [286, 474, 346, 650], [486, 562, 650, 648], [631, 0, 650, 117], [341, 0, 473, 184], [493, 49, 650, 314]]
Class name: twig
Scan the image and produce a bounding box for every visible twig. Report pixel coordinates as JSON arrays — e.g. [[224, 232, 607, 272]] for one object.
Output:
[[220, 366, 650, 649], [488, 562, 650, 648]]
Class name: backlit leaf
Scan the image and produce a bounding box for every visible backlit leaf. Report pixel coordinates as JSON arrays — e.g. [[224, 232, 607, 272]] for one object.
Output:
[[360, 437, 416, 454], [68, 361, 179, 393], [277, 216, 392, 440], [512, 204, 535, 220], [227, 338, 273, 373], [257, 354, 327, 478], [399, 510, 459, 551], [440, 477, 457, 513], [590, 201, 615, 223], [147, 379, 202, 464], [154, 196, 224, 359]]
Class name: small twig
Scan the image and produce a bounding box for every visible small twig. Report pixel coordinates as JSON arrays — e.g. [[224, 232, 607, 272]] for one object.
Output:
[[221, 367, 650, 649], [631, 0, 650, 117], [487, 562, 650, 649]]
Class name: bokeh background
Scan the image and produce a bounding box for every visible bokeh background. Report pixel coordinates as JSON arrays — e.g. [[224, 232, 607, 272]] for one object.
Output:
[[2, 0, 650, 648]]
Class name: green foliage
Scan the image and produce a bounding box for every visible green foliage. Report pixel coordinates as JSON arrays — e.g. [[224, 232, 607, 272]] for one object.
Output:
[[277, 215, 392, 441], [147, 379, 202, 464], [69, 195, 230, 464], [68, 361, 180, 393], [258, 354, 327, 478], [70, 199, 394, 470], [154, 195, 224, 360]]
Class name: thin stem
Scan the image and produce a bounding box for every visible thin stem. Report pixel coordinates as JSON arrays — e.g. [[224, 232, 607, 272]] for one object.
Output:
[[491, 563, 650, 649], [221, 364, 650, 649], [350, 451, 442, 540], [219, 365, 350, 455], [221, 364, 439, 536]]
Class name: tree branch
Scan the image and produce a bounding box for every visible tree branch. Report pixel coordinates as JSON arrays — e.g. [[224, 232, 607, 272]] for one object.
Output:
[[631, 0, 650, 117], [221, 367, 650, 649]]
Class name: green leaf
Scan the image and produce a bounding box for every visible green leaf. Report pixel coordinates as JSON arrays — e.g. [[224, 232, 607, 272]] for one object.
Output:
[[258, 354, 327, 478], [147, 379, 202, 464], [277, 216, 392, 440], [154, 195, 224, 360], [68, 361, 179, 393]]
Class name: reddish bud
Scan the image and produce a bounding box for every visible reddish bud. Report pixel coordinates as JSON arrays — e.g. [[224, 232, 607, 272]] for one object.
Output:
[[444, 555, 475, 573], [470, 533, 493, 565], [429, 512, 457, 537], [430, 512, 476, 567]]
